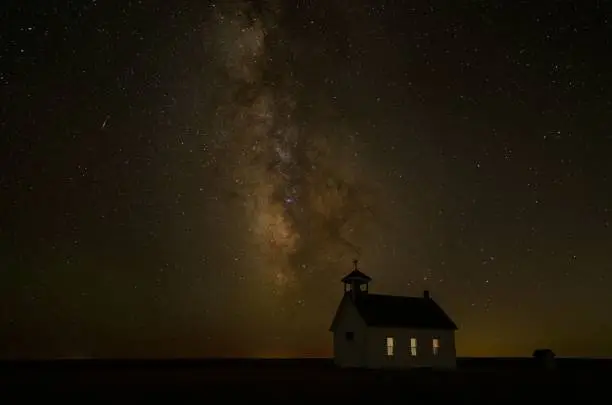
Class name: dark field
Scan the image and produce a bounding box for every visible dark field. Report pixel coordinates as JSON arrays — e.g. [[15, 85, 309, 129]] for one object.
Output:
[[1, 357, 611, 402]]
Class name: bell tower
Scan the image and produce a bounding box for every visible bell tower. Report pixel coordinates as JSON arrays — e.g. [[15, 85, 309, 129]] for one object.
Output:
[[341, 259, 372, 301]]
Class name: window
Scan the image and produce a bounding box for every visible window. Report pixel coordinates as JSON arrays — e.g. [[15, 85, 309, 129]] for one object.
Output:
[[386, 337, 394, 356], [410, 338, 417, 356], [433, 338, 440, 355], [345, 332, 354, 341]]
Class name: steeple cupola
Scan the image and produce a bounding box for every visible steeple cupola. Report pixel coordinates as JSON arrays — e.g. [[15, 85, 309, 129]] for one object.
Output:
[[341, 260, 371, 301]]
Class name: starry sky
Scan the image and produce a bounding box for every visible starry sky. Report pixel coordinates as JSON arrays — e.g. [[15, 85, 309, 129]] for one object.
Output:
[[2, 0, 612, 359]]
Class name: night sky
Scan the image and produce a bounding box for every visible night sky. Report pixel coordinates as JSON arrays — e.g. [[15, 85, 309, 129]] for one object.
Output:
[[2, 0, 612, 359]]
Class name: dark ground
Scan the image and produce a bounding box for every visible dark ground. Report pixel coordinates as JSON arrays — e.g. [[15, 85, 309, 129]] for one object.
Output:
[[1, 357, 610, 402]]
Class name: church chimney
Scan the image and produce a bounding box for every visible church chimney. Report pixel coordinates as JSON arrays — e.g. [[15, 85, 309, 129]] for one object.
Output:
[[423, 290, 430, 299]]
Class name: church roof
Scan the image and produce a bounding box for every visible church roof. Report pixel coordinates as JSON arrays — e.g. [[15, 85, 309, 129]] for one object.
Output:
[[341, 269, 372, 282], [351, 293, 458, 330]]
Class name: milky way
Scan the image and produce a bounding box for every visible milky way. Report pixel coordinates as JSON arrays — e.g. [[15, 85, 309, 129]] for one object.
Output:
[[209, 1, 387, 297], [5, 0, 612, 359]]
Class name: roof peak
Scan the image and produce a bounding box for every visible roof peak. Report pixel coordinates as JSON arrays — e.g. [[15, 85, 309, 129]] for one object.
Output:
[[341, 269, 372, 283], [340, 259, 372, 282]]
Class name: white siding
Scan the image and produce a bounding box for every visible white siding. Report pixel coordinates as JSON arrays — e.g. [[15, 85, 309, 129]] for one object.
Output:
[[331, 296, 457, 369], [365, 327, 456, 369], [331, 299, 367, 367]]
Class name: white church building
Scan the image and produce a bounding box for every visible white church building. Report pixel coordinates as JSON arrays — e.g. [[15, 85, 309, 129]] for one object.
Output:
[[330, 262, 458, 369]]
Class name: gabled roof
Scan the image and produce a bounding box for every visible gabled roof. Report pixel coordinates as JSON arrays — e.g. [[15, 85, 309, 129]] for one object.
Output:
[[329, 294, 363, 332], [351, 293, 458, 330], [341, 270, 372, 282]]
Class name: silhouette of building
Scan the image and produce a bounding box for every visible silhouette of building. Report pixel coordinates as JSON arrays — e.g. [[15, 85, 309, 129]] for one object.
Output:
[[329, 261, 458, 369], [532, 348, 556, 370]]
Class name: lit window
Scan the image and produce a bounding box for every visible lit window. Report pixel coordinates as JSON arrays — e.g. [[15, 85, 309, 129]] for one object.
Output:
[[433, 338, 440, 355], [386, 337, 394, 356], [410, 338, 417, 356]]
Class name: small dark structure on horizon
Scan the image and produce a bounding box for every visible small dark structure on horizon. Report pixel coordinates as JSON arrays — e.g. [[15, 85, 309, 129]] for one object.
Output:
[[532, 348, 556, 370]]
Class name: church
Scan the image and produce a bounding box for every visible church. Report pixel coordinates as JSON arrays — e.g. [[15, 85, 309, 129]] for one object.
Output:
[[329, 261, 458, 369]]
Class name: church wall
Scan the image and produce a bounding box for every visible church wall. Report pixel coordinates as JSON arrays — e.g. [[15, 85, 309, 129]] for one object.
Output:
[[365, 327, 456, 369]]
